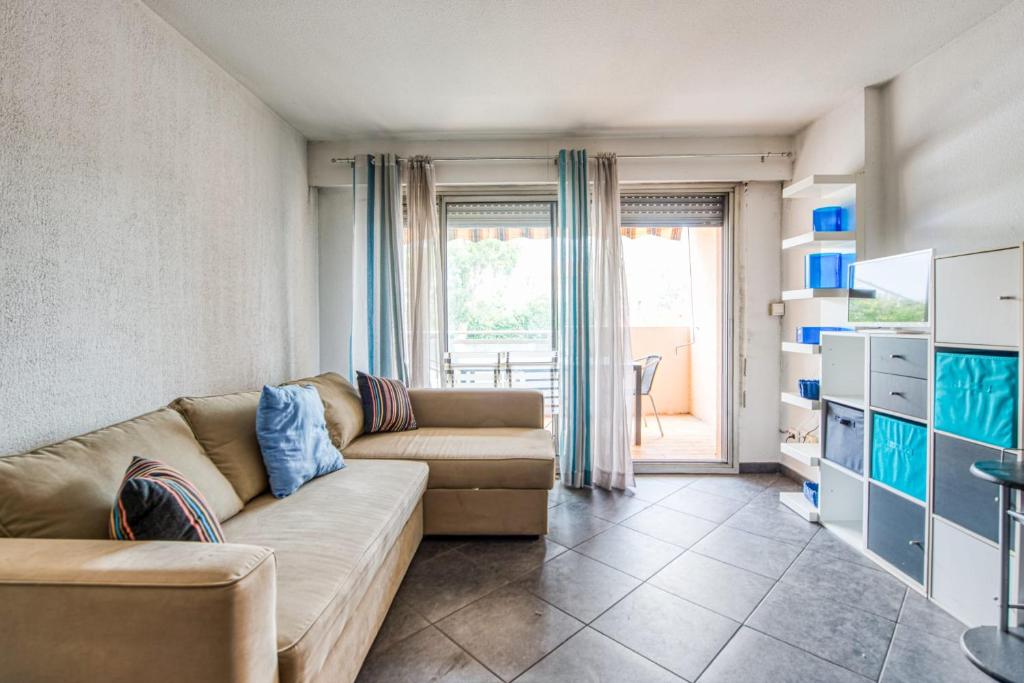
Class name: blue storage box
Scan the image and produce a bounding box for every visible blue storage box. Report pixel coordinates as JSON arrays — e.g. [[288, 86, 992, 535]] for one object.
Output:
[[840, 253, 856, 287], [935, 351, 1018, 449], [798, 379, 820, 400], [871, 413, 928, 501], [795, 326, 854, 345], [803, 481, 819, 507], [812, 206, 844, 232], [805, 252, 856, 289]]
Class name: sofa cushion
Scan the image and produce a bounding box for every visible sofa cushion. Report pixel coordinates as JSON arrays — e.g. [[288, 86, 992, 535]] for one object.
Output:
[[221, 459, 427, 676], [170, 391, 268, 503], [0, 408, 243, 539], [110, 456, 226, 542], [256, 385, 345, 498], [344, 427, 555, 489], [287, 372, 364, 450], [356, 371, 417, 433]]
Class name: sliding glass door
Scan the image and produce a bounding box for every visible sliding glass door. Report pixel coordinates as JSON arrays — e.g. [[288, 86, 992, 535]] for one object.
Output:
[[621, 192, 729, 470], [438, 189, 734, 470]]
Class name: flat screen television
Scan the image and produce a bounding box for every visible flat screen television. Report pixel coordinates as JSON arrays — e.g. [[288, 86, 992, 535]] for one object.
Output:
[[847, 249, 933, 328]]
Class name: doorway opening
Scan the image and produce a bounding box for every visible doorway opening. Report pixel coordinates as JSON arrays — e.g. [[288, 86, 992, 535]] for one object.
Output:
[[622, 192, 728, 468]]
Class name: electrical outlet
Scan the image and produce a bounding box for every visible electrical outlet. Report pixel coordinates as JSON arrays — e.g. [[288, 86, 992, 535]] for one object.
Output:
[[768, 301, 786, 316]]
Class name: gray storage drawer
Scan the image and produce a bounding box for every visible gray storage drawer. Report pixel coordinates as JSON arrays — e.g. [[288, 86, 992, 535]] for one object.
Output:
[[933, 433, 1001, 542], [870, 372, 928, 420], [871, 337, 929, 379], [868, 483, 926, 584], [823, 401, 865, 474]]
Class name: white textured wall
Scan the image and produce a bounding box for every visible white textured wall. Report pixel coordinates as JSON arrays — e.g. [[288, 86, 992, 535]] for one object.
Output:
[[318, 187, 354, 377], [876, 0, 1024, 256], [780, 93, 866, 477], [735, 182, 783, 464], [0, 0, 318, 455]]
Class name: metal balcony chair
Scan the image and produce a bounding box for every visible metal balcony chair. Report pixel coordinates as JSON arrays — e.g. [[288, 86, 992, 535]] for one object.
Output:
[[634, 354, 664, 438]]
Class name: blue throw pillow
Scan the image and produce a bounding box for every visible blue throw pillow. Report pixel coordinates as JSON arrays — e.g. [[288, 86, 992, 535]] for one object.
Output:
[[256, 384, 345, 498]]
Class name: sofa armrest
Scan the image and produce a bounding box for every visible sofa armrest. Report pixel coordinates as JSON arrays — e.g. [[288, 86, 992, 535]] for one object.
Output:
[[0, 539, 278, 683], [408, 388, 545, 429]]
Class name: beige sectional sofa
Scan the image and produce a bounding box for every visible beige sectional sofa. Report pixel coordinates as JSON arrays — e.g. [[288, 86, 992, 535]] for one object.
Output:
[[0, 373, 555, 683]]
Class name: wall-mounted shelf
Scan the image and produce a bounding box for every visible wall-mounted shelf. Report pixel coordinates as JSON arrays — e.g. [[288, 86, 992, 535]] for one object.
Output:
[[780, 441, 820, 467], [782, 230, 857, 252], [781, 391, 820, 410], [782, 174, 858, 200], [780, 492, 819, 522], [782, 341, 821, 355], [782, 288, 848, 301]]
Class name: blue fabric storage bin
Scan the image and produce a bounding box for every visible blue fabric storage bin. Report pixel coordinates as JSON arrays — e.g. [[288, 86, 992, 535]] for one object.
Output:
[[824, 401, 865, 474], [934, 351, 1018, 449], [813, 206, 843, 232], [871, 413, 927, 501], [795, 326, 854, 344]]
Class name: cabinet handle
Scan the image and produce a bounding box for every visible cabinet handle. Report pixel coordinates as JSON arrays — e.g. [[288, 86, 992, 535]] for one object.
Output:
[[889, 391, 904, 397], [889, 354, 904, 359], [909, 540, 923, 548], [999, 295, 1018, 301]]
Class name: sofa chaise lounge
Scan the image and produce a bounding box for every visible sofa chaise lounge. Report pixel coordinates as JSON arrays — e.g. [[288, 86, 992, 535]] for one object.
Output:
[[0, 373, 555, 683]]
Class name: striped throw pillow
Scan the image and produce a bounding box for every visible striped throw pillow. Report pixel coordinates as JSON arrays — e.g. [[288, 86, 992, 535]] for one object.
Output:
[[110, 456, 225, 542], [356, 371, 418, 433]]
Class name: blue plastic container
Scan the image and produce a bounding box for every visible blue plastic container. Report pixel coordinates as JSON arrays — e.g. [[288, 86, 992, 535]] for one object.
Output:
[[795, 326, 854, 345], [798, 379, 820, 400], [806, 252, 856, 288], [840, 253, 856, 287], [813, 206, 844, 232], [803, 481, 819, 507], [871, 413, 928, 501], [935, 351, 1018, 449]]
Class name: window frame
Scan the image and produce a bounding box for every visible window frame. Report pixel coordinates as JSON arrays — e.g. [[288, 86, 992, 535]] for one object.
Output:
[[438, 191, 558, 354]]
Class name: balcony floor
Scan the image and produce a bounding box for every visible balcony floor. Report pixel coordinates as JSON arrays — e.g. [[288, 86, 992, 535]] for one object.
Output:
[[631, 413, 719, 462]]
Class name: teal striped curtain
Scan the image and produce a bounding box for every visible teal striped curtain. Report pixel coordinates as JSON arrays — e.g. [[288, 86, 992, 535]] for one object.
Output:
[[556, 149, 592, 487], [349, 154, 409, 383]]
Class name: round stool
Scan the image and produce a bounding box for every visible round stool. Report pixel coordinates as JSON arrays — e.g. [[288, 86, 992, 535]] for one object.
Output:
[[963, 460, 1024, 683]]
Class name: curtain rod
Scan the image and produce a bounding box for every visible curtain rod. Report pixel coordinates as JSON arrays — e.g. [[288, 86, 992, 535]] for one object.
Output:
[[329, 151, 792, 165]]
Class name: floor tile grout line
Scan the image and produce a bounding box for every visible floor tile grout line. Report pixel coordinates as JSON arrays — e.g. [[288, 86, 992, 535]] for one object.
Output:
[[502, 621, 588, 683], [875, 588, 912, 682], [435, 600, 587, 683], [729, 627, 878, 682], [734, 546, 904, 681], [741, 621, 891, 681], [684, 512, 803, 683]]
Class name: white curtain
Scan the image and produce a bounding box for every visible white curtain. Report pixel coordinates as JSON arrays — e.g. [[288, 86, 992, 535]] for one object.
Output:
[[404, 157, 444, 387], [589, 154, 635, 490]]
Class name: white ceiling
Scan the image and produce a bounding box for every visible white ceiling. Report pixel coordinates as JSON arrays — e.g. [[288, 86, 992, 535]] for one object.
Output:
[[143, 0, 1011, 141]]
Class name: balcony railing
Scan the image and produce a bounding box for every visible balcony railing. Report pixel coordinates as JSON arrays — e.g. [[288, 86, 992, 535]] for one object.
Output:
[[443, 342, 559, 422]]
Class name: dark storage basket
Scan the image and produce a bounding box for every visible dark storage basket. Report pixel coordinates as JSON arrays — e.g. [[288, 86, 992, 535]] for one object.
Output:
[[823, 401, 865, 474]]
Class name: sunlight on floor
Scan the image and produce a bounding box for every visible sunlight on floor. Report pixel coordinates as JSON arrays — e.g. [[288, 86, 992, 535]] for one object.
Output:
[[631, 414, 719, 462]]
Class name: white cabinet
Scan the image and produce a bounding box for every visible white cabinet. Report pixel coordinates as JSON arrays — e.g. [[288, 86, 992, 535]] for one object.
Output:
[[934, 247, 1021, 348], [931, 517, 1006, 627]]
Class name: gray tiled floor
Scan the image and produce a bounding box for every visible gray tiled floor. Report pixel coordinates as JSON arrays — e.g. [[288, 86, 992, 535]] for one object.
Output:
[[358, 474, 973, 682]]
